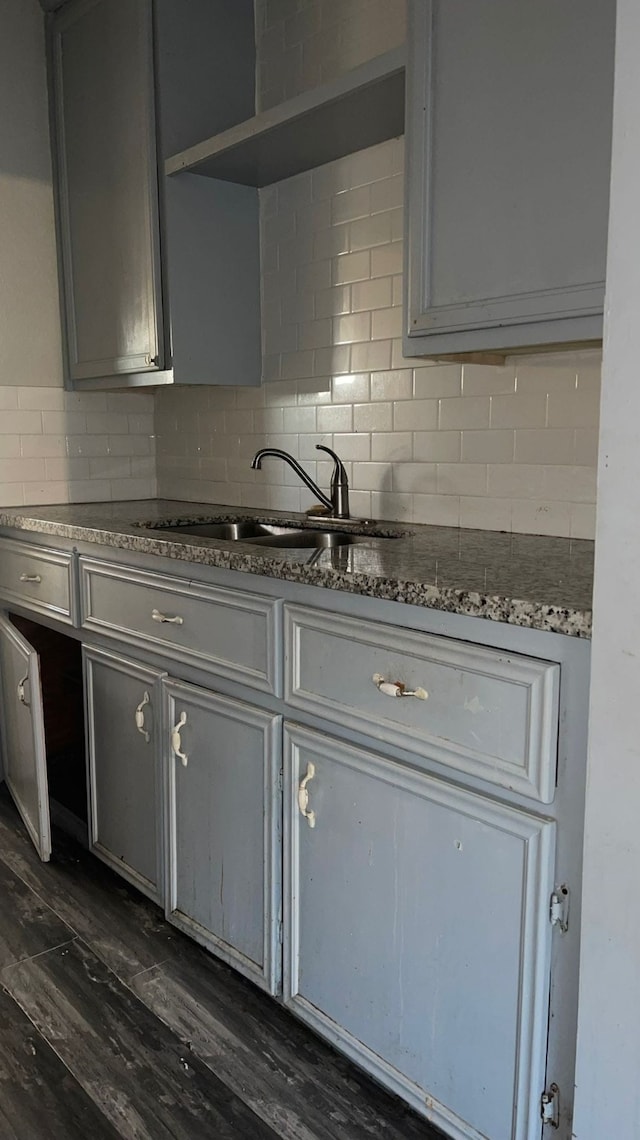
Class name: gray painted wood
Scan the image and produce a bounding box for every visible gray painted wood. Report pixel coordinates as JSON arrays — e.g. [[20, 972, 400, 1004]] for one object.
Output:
[[83, 646, 165, 902], [165, 48, 406, 186], [164, 678, 282, 995], [0, 614, 51, 861], [154, 0, 256, 159], [51, 0, 165, 381], [284, 724, 556, 1140], [0, 538, 74, 624], [80, 557, 281, 695], [0, 986, 122, 1140], [163, 174, 262, 387], [285, 603, 560, 803], [404, 0, 615, 357]]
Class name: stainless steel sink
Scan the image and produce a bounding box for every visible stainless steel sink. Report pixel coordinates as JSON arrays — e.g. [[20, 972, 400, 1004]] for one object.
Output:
[[138, 518, 382, 548]]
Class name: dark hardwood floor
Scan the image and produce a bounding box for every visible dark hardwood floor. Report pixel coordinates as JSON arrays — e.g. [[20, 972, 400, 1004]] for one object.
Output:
[[0, 791, 441, 1140]]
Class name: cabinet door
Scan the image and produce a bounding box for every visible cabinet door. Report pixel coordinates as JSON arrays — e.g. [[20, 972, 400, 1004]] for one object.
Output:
[[83, 646, 165, 903], [405, 0, 615, 357], [284, 724, 556, 1140], [0, 615, 50, 861], [164, 678, 281, 995], [51, 0, 165, 382]]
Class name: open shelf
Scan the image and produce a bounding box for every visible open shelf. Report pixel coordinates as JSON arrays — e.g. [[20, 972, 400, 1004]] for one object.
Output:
[[165, 46, 406, 187]]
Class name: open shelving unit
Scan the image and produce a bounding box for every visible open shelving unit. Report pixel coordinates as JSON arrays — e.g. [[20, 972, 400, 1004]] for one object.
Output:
[[165, 47, 406, 187]]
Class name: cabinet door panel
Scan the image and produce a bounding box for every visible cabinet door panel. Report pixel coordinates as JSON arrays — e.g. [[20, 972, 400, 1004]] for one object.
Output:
[[52, 0, 164, 380], [284, 724, 555, 1140], [165, 679, 281, 995], [84, 647, 164, 902], [405, 0, 614, 354], [0, 615, 50, 861]]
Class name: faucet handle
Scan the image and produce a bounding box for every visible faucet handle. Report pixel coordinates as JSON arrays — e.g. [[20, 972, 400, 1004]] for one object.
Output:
[[315, 444, 348, 484]]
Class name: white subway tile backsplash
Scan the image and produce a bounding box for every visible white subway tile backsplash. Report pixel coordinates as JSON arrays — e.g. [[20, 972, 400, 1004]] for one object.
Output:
[[437, 463, 488, 497], [332, 250, 370, 285], [439, 396, 490, 431], [333, 312, 371, 344], [393, 399, 437, 432], [413, 431, 461, 463], [371, 432, 412, 462], [0, 385, 156, 508], [351, 339, 392, 372], [370, 369, 412, 402], [461, 430, 514, 464], [353, 401, 392, 432], [413, 365, 462, 400], [392, 463, 437, 495], [490, 392, 547, 429], [331, 185, 371, 224], [351, 276, 393, 312]]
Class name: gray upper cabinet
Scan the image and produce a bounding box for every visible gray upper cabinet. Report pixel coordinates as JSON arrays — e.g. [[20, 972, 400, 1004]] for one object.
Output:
[[404, 0, 616, 359], [49, 0, 262, 389], [51, 0, 165, 383]]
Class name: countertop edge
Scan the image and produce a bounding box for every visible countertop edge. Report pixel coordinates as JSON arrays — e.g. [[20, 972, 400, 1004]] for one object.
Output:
[[0, 508, 593, 639]]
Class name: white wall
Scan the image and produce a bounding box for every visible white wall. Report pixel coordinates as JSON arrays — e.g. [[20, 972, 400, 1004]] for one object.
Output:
[[0, 0, 156, 505], [0, 0, 63, 388], [573, 0, 640, 1135]]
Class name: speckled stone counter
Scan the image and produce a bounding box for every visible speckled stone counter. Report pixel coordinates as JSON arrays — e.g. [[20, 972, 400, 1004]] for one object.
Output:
[[0, 500, 594, 638]]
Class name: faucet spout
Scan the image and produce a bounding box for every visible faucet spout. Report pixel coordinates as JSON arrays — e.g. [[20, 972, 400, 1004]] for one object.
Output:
[[250, 446, 350, 519]]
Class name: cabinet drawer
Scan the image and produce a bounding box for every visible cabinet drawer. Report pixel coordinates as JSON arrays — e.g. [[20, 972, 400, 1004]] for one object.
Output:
[[0, 538, 75, 624], [80, 558, 281, 695], [285, 605, 559, 802]]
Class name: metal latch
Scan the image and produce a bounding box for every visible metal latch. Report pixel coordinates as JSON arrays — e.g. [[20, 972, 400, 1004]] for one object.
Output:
[[549, 885, 570, 933], [541, 1083, 560, 1128]]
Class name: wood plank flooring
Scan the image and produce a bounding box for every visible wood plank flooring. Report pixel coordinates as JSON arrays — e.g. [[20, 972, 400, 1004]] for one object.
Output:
[[0, 791, 442, 1140]]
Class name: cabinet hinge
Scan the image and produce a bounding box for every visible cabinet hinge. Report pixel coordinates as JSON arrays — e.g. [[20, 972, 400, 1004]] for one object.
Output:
[[277, 919, 283, 945], [277, 769, 283, 792], [549, 885, 570, 933], [540, 1083, 560, 1128]]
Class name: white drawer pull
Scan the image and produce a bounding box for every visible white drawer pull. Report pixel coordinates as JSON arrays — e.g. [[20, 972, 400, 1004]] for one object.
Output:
[[171, 711, 188, 767], [297, 761, 316, 829], [152, 607, 184, 626], [372, 673, 428, 700], [134, 691, 151, 742], [19, 573, 41, 584], [17, 673, 30, 706]]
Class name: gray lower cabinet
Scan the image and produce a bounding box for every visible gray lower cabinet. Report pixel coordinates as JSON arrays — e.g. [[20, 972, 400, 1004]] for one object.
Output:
[[404, 0, 615, 357], [0, 614, 51, 862], [284, 723, 556, 1140], [83, 646, 165, 903], [164, 678, 282, 996]]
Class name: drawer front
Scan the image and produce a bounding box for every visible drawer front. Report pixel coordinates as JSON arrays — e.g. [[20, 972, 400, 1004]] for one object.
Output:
[[285, 605, 559, 803], [80, 558, 281, 695], [0, 538, 75, 624]]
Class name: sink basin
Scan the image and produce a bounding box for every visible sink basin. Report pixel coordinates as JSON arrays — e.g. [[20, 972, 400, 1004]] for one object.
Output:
[[139, 518, 379, 548]]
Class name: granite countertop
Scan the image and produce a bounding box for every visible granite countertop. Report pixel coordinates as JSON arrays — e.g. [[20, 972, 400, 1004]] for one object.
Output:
[[0, 499, 594, 638]]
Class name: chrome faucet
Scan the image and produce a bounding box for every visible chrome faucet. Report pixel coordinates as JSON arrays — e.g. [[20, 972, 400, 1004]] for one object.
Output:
[[250, 444, 350, 519]]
